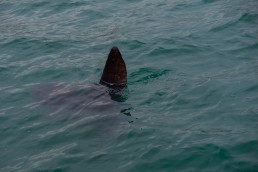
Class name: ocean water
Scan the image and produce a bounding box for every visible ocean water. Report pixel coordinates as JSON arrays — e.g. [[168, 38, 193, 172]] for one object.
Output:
[[0, 0, 258, 171]]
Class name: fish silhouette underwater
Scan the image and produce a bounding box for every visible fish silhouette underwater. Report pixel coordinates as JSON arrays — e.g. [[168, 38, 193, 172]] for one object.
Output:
[[31, 47, 132, 144], [34, 47, 130, 117]]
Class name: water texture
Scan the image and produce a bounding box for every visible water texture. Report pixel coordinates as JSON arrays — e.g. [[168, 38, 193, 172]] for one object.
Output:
[[0, 0, 258, 171]]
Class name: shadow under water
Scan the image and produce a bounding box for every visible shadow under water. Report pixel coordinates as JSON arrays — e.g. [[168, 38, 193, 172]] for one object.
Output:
[[32, 82, 132, 140]]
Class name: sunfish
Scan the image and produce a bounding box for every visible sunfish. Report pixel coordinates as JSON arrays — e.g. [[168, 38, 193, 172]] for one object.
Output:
[[31, 47, 131, 144], [33, 47, 130, 116]]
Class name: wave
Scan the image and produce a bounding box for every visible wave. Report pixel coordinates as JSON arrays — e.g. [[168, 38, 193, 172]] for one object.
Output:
[[129, 67, 170, 85], [211, 12, 258, 32]]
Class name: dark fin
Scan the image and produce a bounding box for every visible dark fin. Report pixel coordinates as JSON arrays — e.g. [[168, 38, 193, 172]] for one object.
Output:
[[100, 47, 127, 88]]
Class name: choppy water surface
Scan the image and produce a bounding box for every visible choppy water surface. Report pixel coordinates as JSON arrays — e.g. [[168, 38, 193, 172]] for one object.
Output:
[[1, 0, 258, 171]]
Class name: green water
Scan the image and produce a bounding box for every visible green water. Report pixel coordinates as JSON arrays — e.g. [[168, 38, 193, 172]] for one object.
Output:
[[1, 0, 258, 171]]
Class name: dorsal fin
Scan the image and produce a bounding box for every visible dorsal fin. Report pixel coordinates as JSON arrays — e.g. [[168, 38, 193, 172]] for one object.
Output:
[[100, 47, 127, 88]]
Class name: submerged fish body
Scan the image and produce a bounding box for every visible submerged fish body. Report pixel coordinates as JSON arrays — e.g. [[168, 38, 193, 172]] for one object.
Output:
[[33, 47, 131, 141], [33, 82, 130, 144]]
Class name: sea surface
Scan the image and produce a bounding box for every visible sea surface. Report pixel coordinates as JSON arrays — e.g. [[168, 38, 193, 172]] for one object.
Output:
[[0, 0, 258, 171]]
